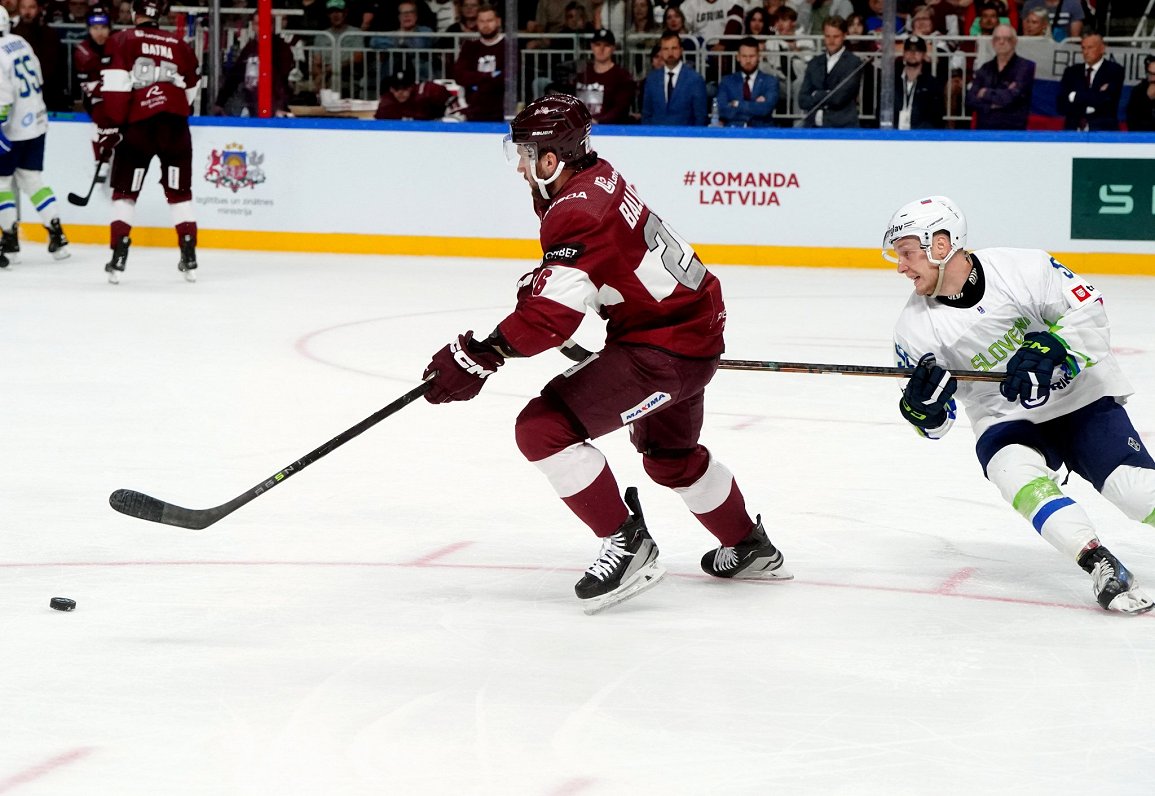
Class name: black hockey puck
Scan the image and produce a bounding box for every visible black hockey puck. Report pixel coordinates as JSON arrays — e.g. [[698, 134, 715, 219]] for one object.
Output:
[[49, 597, 76, 612]]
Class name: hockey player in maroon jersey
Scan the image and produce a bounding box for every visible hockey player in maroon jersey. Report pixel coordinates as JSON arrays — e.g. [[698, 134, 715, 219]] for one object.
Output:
[[96, 0, 199, 284], [421, 94, 791, 614], [73, 7, 111, 116]]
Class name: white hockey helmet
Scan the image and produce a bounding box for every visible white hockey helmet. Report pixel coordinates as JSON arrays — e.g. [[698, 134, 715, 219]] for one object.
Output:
[[882, 195, 967, 264], [0, 7, 10, 36]]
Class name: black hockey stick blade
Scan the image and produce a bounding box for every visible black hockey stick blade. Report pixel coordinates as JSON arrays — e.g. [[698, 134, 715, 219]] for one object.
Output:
[[557, 341, 1002, 382], [109, 378, 435, 530], [67, 157, 110, 206]]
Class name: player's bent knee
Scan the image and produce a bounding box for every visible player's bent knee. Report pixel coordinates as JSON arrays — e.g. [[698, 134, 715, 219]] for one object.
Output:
[[986, 444, 1053, 506], [515, 396, 584, 462], [1101, 465, 1155, 524], [642, 445, 710, 489]]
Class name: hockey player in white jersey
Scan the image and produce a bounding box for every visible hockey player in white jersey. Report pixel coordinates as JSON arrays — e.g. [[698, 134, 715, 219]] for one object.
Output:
[[886, 196, 1155, 615], [0, 7, 69, 267]]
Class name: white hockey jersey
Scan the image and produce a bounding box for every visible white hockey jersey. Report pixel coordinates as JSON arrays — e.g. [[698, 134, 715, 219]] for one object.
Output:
[[893, 247, 1133, 440], [0, 33, 48, 142]]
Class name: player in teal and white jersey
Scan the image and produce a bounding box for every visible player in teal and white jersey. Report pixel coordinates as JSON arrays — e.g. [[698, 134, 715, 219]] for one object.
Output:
[[0, 6, 69, 267], [886, 195, 1155, 615]]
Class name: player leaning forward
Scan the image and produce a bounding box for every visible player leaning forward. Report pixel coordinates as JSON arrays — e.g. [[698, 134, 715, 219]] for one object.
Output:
[[0, 8, 69, 266], [96, 0, 199, 284], [887, 196, 1155, 614], [421, 95, 791, 614]]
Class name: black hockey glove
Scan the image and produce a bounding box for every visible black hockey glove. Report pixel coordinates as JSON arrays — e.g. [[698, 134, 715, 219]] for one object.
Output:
[[899, 353, 957, 430], [1001, 331, 1068, 403], [423, 331, 505, 404]]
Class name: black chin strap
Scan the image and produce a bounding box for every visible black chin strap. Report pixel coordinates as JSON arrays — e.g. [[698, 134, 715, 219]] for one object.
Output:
[[936, 254, 985, 309]]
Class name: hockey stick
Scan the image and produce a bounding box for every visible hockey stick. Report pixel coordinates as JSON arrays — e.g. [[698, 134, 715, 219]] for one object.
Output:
[[558, 342, 1003, 382], [67, 155, 111, 207], [109, 377, 435, 530]]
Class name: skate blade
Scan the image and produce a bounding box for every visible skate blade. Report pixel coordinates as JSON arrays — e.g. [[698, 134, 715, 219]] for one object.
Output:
[[51, 248, 71, 261], [581, 562, 667, 615], [183, 270, 197, 283], [734, 564, 794, 581], [106, 270, 120, 285], [1107, 587, 1155, 615]]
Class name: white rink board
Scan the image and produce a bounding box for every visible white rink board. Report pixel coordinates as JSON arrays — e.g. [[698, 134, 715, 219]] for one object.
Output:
[[41, 119, 1155, 256]]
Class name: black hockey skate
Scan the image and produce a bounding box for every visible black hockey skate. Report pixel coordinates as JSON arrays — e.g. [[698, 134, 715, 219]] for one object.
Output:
[[177, 234, 197, 282], [105, 236, 130, 285], [701, 516, 793, 580], [1, 223, 19, 264], [46, 218, 70, 260], [1078, 545, 1154, 615], [574, 487, 666, 615]]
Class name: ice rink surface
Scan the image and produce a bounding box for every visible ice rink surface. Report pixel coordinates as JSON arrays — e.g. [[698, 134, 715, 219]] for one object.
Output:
[[2, 244, 1155, 795]]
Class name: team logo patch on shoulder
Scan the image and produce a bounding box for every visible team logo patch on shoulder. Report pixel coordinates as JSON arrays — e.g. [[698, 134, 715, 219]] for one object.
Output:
[[621, 392, 671, 423], [1072, 285, 1091, 302], [543, 242, 585, 265]]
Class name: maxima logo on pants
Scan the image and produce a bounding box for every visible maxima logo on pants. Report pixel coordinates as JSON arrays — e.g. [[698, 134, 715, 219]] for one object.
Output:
[[1070, 158, 1155, 241]]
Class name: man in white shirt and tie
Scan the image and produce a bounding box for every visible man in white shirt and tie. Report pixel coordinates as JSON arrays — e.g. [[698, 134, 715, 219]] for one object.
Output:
[[1057, 33, 1124, 131]]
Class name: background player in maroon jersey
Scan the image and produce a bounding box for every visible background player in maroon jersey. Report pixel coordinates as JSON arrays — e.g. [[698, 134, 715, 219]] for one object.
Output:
[[421, 94, 791, 614], [96, 0, 199, 284]]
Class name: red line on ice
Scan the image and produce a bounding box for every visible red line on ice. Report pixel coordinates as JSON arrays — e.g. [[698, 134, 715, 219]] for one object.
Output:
[[0, 747, 93, 794], [937, 567, 976, 595]]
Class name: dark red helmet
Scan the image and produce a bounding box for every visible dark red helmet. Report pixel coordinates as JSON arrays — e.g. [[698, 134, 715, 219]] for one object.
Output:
[[509, 94, 593, 163]]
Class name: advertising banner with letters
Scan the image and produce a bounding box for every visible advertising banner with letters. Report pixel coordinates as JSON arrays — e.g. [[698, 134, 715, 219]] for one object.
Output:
[[41, 119, 1155, 272]]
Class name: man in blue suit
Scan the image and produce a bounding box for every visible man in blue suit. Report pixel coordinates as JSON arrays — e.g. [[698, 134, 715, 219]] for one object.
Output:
[[717, 37, 778, 127], [641, 29, 708, 126]]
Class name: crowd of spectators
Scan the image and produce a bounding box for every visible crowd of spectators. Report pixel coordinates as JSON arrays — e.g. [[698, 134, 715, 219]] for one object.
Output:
[[11, 0, 1155, 129]]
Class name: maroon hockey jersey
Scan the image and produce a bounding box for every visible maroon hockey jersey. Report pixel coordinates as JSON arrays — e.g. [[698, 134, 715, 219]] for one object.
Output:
[[498, 158, 726, 359], [73, 36, 107, 114], [99, 24, 200, 126], [453, 36, 504, 122], [374, 82, 450, 120], [574, 64, 636, 125]]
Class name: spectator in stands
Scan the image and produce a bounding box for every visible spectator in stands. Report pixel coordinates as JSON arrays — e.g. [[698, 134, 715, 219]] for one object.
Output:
[[965, 24, 1033, 130], [844, 12, 870, 50], [964, 0, 1017, 36], [1020, 0, 1082, 42], [680, 0, 744, 51], [893, 34, 944, 128], [863, 0, 902, 34], [312, 0, 363, 98], [798, 15, 862, 128], [574, 28, 635, 123], [662, 5, 696, 52], [627, 0, 659, 36], [372, 0, 435, 49], [793, 0, 854, 37], [971, 2, 1001, 37], [1020, 7, 1051, 37], [717, 36, 777, 126], [1057, 33, 1123, 131], [531, 0, 592, 35], [374, 65, 450, 118], [446, 0, 479, 31], [922, 0, 964, 35], [763, 5, 813, 115], [641, 28, 707, 124], [563, 0, 593, 32], [1126, 54, 1155, 132], [214, 33, 296, 116], [744, 5, 768, 37], [115, 0, 130, 24], [14, 0, 67, 110], [453, 2, 504, 120]]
